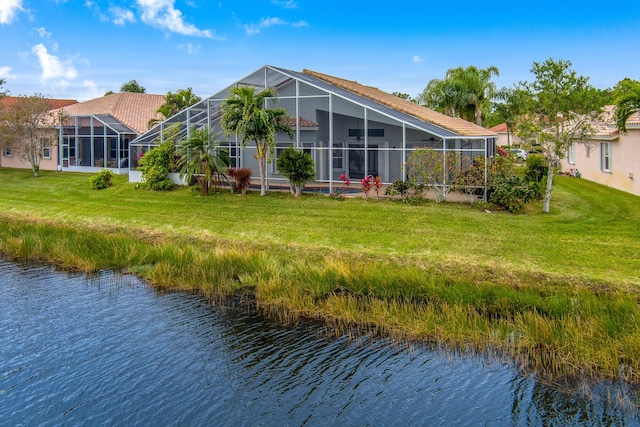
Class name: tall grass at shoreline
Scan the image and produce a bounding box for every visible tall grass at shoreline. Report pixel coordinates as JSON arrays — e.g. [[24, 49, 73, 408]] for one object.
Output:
[[1, 168, 639, 383]]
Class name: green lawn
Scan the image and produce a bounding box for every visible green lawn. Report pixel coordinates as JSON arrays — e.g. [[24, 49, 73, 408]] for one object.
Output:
[[1, 167, 640, 382]]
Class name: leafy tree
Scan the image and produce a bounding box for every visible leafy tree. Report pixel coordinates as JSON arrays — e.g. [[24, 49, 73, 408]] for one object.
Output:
[[517, 58, 605, 213], [0, 78, 7, 98], [104, 90, 114, 96], [120, 80, 146, 93], [276, 146, 315, 197], [0, 95, 65, 177], [221, 86, 294, 196], [392, 92, 417, 103], [613, 78, 640, 133], [406, 147, 461, 203], [417, 65, 499, 126], [149, 87, 202, 128], [175, 127, 228, 195]]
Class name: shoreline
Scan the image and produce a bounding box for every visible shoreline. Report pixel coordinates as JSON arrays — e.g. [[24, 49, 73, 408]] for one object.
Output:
[[1, 213, 639, 385]]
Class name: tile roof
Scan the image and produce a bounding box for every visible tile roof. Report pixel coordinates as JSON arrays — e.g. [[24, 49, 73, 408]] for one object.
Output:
[[302, 69, 496, 137], [489, 123, 509, 133], [283, 117, 319, 128], [53, 92, 165, 134], [0, 96, 78, 110]]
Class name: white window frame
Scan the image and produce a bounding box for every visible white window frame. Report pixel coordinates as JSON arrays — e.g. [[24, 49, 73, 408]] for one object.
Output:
[[3, 146, 12, 157], [41, 140, 51, 159], [567, 142, 575, 164], [600, 142, 611, 172], [332, 141, 344, 171]]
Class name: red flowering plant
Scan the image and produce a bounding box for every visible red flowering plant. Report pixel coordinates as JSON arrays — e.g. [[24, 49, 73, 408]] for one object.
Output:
[[334, 173, 351, 199], [360, 175, 373, 199], [497, 146, 510, 157]]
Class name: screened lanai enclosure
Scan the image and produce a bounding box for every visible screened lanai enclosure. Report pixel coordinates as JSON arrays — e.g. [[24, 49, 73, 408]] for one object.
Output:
[[58, 115, 135, 173], [130, 66, 497, 194]]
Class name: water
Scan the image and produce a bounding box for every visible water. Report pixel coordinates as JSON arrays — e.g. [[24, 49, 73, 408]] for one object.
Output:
[[0, 260, 638, 426]]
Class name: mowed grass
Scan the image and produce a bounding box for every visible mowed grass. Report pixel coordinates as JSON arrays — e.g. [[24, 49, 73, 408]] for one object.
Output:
[[1, 167, 640, 383]]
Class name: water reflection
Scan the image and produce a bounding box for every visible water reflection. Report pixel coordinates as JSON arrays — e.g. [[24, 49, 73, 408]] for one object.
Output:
[[0, 260, 638, 426]]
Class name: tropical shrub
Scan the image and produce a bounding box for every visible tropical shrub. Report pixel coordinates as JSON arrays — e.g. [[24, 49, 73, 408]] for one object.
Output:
[[385, 179, 411, 202], [275, 146, 315, 197], [89, 169, 114, 190], [488, 155, 535, 213], [227, 167, 252, 195], [360, 175, 373, 199], [137, 141, 175, 191], [175, 127, 228, 195]]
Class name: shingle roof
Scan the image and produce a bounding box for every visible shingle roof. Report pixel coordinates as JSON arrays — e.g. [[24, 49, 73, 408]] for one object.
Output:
[[0, 96, 78, 110], [302, 69, 496, 137], [54, 92, 165, 134]]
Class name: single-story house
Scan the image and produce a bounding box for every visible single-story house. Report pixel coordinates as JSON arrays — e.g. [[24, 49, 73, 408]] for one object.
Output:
[[130, 65, 497, 194], [52, 92, 165, 173], [560, 106, 640, 197], [490, 122, 522, 147], [0, 96, 78, 171]]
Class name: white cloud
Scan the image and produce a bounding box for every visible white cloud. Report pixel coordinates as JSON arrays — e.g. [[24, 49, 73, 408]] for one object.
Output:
[[0, 66, 16, 79], [271, 0, 298, 9], [34, 27, 51, 37], [81, 79, 106, 99], [413, 55, 424, 63], [0, 0, 24, 24], [32, 43, 77, 83], [179, 43, 201, 54], [136, 0, 213, 38], [245, 17, 308, 36], [110, 6, 136, 25]]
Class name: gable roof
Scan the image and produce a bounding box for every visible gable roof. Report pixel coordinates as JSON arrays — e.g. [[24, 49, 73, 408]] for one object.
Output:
[[1, 96, 78, 110], [489, 123, 509, 133], [302, 69, 496, 137], [55, 92, 165, 134]]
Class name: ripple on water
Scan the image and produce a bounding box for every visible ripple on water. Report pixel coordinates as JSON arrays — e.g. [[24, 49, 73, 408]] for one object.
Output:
[[0, 259, 638, 426]]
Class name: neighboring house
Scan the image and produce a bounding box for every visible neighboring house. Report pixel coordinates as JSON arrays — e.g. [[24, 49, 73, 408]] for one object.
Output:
[[489, 122, 522, 147], [0, 96, 78, 171], [52, 92, 165, 173], [560, 106, 640, 197], [131, 65, 497, 193]]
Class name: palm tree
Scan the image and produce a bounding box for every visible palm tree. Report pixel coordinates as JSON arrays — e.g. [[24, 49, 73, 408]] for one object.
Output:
[[446, 65, 499, 127], [149, 88, 202, 128], [175, 127, 228, 195], [221, 86, 294, 196], [614, 79, 640, 133], [417, 65, 499, 126]]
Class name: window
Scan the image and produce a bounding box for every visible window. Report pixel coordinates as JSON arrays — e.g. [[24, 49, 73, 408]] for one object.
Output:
[[567, 143, 575, 164], [348, 128, 384, 138], [3, 146, 12, 157], [41, 139, 51, 159], [332, 142, 344, 169], [600, 142, 611, 172], [586, 145, 591, 158]]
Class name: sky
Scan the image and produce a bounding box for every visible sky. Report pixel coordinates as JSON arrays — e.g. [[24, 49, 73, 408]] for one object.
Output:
[[1, 0, 639, 102]]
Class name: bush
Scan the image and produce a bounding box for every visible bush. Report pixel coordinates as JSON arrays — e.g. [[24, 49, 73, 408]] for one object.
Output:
[[275, 146, 315, 197], [227, 167, 252, 195], [89, 169, 114, 190], [488, 156, 535, 213], [525, 154, 548, 200], [406, 147, 460, 203], [385, 179, 411, 202], [137, 141, 175, 191]]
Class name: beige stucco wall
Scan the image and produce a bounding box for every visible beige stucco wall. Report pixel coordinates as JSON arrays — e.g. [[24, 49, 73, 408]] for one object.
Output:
[[1, 146, 59, 171], [495, 131, 522, 147], [560, 128, 640, 197]]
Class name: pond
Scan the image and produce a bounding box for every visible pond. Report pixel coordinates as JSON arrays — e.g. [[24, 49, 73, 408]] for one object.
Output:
[[0, 259, 638, 426]]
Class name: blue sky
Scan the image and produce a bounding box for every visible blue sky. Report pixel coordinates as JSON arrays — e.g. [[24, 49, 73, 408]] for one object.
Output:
[[1, 0, 639, 101]]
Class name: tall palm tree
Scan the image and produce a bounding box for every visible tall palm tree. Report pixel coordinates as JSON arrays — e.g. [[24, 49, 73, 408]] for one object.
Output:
[[175, 127, 228, 195], [614, 79, 640, 133], [446, 65, 499, 127], [221, 86, 293, 196]]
